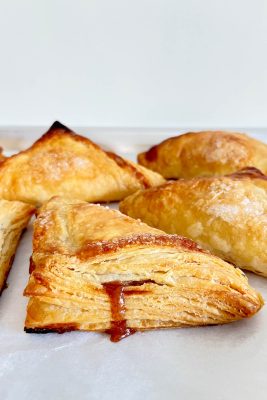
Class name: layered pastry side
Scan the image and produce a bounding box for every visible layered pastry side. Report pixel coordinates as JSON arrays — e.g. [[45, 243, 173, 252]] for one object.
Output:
[[0, 121, 164, 205], [138, 131, 267, 179], [120, 167, 267, 277], [0, 199, 35, 294], [24, 197, 263, 342]]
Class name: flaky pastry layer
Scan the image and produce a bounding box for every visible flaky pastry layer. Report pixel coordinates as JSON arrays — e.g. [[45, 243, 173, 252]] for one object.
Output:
[[24, 197, 263, 338]]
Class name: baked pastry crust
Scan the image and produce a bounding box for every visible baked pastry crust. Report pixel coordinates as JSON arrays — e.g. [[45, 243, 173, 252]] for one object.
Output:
[[120, 167, 267, 277], [0, 121, 164, 205], [24, 197, 263, 340], [0, 147, 5, 164], [0, 199, 35, 294], [138, 131, 267, 178]]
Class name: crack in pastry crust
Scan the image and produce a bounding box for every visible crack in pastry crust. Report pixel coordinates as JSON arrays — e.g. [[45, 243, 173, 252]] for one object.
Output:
[[24, 197, 263, 340]]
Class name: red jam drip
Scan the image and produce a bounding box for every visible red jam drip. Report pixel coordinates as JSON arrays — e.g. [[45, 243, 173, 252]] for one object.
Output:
[[103, 280, 154, 342]]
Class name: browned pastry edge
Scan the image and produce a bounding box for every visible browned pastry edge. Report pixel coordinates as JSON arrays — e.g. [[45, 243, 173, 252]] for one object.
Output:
[[228, 167, 267, 181], [31, 233, 206, 263], [48, 121, 72, 132], [24, 323, 79, 334], [0, 121, 152, 191], [46, 123, 154, 189], [141, 143, 159, 163], [0, 121, 94, 169], [53, 233, 207, 260], [29, 256, 35, 274], [106, 151, 151, 189], [34, 121, 103, 150], [24, 323, 224, 335]]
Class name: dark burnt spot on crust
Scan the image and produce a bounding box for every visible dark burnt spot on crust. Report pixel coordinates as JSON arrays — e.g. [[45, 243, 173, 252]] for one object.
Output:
[[106, 151, 151, 189], [34, 122, 99, 149], [144, 145, 158, 162], [0, 122, 100, 170], [48, 121, 72, 132], [78, 233, 206, 260], [228, 167, 267, 181], [25, 323, 78, 334], [141, 132, 200, 163], [0, 120, 97, 155], [29, 256, 36, 274]]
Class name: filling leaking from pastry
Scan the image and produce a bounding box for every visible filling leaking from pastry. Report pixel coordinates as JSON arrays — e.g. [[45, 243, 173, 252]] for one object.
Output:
[[103, 279, 158, 342]]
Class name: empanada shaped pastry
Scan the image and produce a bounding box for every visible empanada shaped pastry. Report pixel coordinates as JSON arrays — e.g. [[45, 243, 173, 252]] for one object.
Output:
[[24, 197, 263, 341], [138, 131, 267, 178], [0, 199, 35, 294], [120, 167, 267, 277], [0, 121, 164, 205]]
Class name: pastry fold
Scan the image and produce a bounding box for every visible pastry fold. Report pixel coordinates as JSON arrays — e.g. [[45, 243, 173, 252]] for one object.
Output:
[[138, 131, 267, 179], [24, 197, 263, 341], [0, 199, 35, 294], [0, 121, 164, 205], [120, 167, 267, 277]]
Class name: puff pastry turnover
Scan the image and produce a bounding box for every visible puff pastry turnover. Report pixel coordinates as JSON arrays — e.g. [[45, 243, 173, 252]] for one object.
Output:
[[24, 197, 263, 341], [138, 131, 267, 178], [0, 121, 164, 205], [0, 199, 35, 294], [120, 167, 267, 277]]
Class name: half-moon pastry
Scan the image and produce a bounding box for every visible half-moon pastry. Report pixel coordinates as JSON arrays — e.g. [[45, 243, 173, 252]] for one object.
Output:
[[0, 199, 35, 294], [120, 167, 267, 277], [24, 196, 263, 341], [0, 121, 164, 205], [138, 131, 267, 178]]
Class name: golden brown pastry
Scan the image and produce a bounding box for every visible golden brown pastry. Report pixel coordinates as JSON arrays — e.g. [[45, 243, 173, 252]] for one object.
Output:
[[120, 167, 267, 277], [24, 196, 263, 341], [0, 147, 6, 164], [138, 131, 267, 178], [0, 199, 35, 294], [0, 121, 164, 205]]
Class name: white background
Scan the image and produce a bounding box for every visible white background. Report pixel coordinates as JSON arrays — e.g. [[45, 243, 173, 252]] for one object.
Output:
[[0, 0, 267, 128]]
